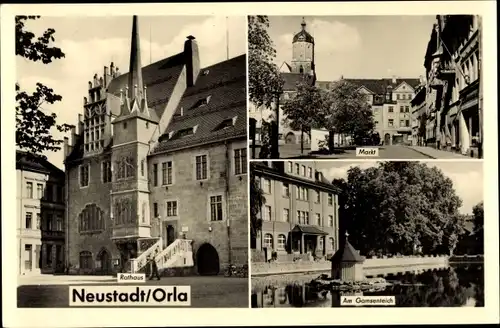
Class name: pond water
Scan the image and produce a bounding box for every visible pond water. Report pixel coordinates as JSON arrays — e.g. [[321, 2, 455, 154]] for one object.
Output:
[[251, 264, 484, 307]]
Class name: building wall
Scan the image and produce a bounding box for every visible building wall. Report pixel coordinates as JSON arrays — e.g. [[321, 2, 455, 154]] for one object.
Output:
[[254, 162, 340, 259], [17, 168, 65, 275]]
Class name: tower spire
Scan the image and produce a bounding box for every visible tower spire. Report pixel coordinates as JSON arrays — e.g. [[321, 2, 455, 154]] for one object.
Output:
[[301, 17, 306, 30], [128, 15, 144, 102]]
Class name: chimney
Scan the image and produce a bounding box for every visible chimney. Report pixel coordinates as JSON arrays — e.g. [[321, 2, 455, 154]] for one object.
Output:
[[392, 76, 397, 84], [110, 62, 115, 75], [104, 66, 108, 85], [63, 137, 69, 158], [184, 35, 200, 87], [70, 126, 77, 144], [77, 114, 84, 134]]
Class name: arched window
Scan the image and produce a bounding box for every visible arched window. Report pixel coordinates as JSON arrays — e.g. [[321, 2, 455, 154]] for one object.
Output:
[[79, 204, 105, 233], [277, 234, 286, 250], [263, 233, 273, 249], [79, 251, 92, 269]]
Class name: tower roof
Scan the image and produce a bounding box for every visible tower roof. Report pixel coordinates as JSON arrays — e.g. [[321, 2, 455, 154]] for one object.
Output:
[[293, 17, 314, 44], [128, 15, 144, 102], [330, 232, 365, 264]]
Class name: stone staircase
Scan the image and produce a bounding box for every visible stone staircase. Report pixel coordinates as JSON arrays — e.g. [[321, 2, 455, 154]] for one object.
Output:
[[125, 239, 194, 274]]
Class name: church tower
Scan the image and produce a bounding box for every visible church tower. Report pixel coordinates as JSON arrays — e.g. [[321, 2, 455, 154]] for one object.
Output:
[[110, 16, 158, 264], [291, 17, 315, 76]]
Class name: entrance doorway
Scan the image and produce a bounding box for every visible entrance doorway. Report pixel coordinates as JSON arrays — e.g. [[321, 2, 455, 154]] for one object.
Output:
[[196, 243, 220, 275], [97, 248, 111, 275], [162, 221, 177, 247]]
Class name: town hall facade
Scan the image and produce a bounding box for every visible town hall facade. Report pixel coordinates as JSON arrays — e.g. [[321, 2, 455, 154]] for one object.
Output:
[[64, 16, 247, 276]]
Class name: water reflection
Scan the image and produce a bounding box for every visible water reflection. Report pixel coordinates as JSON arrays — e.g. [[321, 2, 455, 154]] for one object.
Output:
[[251, 264, 484, 308]]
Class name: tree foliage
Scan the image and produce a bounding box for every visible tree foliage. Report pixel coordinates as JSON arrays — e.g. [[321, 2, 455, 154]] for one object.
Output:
[[332, 162, 466, 256], [281, 82, 325, 153], [323, 81, 375, 139], [16, 15, 73, 159], [472, 201, 484, 254], [250, 163, 266, 248], [248, 16, 284, 109]]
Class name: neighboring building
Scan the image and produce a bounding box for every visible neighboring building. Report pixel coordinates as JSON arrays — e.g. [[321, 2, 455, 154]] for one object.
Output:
[[64, 16, 247, 276], [16, 151, 65, 275], [249, 17, 316, 146], [324, 77, 422, 145], [251, 161, 340, 262], [411, 85, 427, 146], [421, 15, 482, 157]]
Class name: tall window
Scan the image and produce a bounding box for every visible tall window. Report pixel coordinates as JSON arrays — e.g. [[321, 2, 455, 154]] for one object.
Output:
[[83, 105, 106, 153], [234, 148, 247, 175], [36, 213, 41, 229], [195, 155, 208, 180], [79, 251, 92, 270], [153, 202, 159, 218], [287, 161, 293, 173], [297, 187, 308, 201], [282, 183, 290, 197], [263, 234, 273, 249], [328, 215, 334, 227], [152, 164, 158, 186], [295, 163, 300, 174], [141, 202, 147, 223], [210, 195, 223, 221], [26, 182, 33, 198], [79, 204, 105, 233], [405, 106, 410, 113], [301, 165, 306, 176], [102, 161, 112, 183], [315, 191, 321, 203], [55, 215, 63, 231], [283, 208, 289, 222], [80, 164, 89, 187], [115, 156, 135, 180], [37, 184, 43, 199], [141, 159, 145, 176], [162, 161, 173, 185], [263, 179, 271, 194], [25, 212, 32, 229], [277, 235, 286, 250], [263, 205, 272, 221], [329, 237, 334, 250], [328, 194, 333, 206], [166, 201, 178, 217], [316, 213, 321, 226], [304, 212, 310, 225], [308, 167, 313, 178], [388, 119, 394, 127], [388, 106, 394, 113], [47, 214, 53, 231]]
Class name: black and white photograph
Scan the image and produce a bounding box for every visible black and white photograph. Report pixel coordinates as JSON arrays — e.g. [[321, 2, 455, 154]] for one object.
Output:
[[250, 160, 484, 307], [248, 15, 483, 159], [14, 14, 249, 308]]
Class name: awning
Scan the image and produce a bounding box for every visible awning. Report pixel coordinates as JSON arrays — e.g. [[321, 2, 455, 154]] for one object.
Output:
[[292, 225, 329, 235]]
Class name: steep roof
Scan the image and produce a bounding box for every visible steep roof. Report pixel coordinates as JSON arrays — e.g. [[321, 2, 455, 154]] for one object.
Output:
[[107, 52, 185, 120], [339, 78, 421, 95], [330, 238, 365, 264], [151, 54, 247, 154], [16, 150, 65, 178], [281, 72, 315, 91]]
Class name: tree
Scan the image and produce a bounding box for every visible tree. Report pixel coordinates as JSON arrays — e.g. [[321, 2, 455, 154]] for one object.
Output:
[[322, 81, 375, 151], [472, 201, 484, 254], [250, 163, 266, 249], [16, 16, 73, 159], [248, 16, 284, 109], [333, 162, 465, 256], [281, 82, 325, 155]]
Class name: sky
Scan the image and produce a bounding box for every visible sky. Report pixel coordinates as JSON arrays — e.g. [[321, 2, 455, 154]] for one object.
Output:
[[268, 15, 437, 81], [317, 161, 483, 215], [16, 15, 246, 169]]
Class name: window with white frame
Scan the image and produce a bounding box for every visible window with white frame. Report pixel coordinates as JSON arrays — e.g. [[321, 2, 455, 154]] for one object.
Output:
[[166, 201, 178, 217], [102, 160, 112, 183], [308, 167, 312, 178], [25, 212, 32, 229], [36, 213, 41, 229], [282, 183, 290, 197], [26, 182, 33, 198], [301, 165, 306, 176], [277, 234, 286, 250], [316, 213, 321, 226], [304, 211, 310, 225], [210, 195, 223, 221], [263, 178, 271, 194], [328, 215, 334, 227], [315, 191, 321, 203], [195, 155, 208, 180], [318, 237, 324, 251], [295, 163, 300, 174], [263, 205, 272, 221], [37, 183, 43, 199], [283, 208, 289, 222], [162, 161, 173, 185], [328, 194, 333, 206], [234, 148, 247, 175], [329, 237, 334, 249], [83, 105, 106, 153], [80, 164, 89, 187], [263, 233, 273, 249], [287, 161, 293, 173]]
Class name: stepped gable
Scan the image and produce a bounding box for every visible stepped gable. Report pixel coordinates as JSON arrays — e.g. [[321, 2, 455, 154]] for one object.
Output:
[[151, 54, 247, 154]]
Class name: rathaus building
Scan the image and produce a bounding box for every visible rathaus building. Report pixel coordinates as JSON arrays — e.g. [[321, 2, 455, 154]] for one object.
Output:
[[64, 16, 248, 276]]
